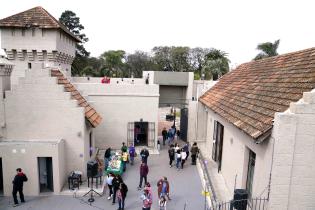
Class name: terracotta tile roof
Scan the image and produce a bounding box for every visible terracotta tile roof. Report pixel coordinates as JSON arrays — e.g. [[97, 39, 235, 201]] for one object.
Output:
[[51, 69, 102, 128], [199, 47, 315, 141], [0, 6, 80, 42]]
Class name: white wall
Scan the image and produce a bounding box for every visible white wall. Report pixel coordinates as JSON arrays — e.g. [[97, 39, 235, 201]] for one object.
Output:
[[0, 140, 64, 196], [1, 28, 57, 51], [268, 90, 315, 210], [74, 83, 159, 149], [4, 68, 90, 178], [72, 77, 145, 84], [198, 103, 274, 199]]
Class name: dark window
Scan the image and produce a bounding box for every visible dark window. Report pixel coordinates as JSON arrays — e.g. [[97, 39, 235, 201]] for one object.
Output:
[[28, 63, 32, 69], [11, 28, 15, 36], [246, 149, 256, 199], [212, 120, 224, 172]]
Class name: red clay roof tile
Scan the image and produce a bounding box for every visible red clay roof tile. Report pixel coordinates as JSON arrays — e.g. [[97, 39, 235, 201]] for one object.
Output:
[[51, 69, 102, 127], [0, 6, 80, 42], [200, 47, 315, 140]]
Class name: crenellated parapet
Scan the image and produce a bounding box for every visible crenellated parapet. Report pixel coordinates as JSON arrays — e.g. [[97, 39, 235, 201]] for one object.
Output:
[[5, 50, 74, 65]]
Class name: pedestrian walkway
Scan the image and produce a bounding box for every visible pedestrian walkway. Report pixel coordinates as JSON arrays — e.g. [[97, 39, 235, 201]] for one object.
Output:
[[0, 144, 204, 210]]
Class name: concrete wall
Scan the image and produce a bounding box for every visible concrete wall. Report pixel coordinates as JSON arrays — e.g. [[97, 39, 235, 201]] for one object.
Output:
[[268, 90, 315, 210], [159, 85, 186, 107], [153, 71, 190, 86], [1, 28, 74, 83], [0, 140, 64, 196], [197, 102, 274, 199], [192, 80, 217, 100], [4, 68, 89, 178], [1, 28, 57, 52], [72, 77, 145, 84], [74, 83, 159, 149]]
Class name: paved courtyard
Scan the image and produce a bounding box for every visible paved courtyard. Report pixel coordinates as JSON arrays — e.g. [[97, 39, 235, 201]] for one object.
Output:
[[0, 144, 204, 210]]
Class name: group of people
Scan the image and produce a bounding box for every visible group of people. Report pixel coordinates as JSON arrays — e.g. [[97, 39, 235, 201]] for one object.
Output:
[[168, 142, 199, 170], [161, 126, 180, 146], [103, 173, 128, 210]]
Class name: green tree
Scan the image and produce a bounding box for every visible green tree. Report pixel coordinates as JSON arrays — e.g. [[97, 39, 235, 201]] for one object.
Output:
[[125, 51, 156, 77], [59, 10, 90, 75], [202, 49, 230, 80], [100, 50, 126, 77], [152, 46, 173, 71], [254, 39, 280, 60], [170, 46, 191, 72], [190, 47, 210, 78]]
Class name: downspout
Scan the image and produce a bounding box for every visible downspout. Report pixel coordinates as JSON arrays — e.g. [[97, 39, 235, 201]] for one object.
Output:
[[267, 136, 275, 200]]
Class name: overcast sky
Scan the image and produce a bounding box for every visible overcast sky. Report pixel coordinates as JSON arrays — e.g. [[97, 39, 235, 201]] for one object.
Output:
[[1, 0, 315, 67]]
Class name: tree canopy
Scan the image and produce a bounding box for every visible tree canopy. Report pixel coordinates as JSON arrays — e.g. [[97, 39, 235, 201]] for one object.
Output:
[[254, 39, 280, 60]]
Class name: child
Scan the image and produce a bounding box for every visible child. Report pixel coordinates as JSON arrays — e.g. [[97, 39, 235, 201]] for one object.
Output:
[[176, 150, 181, 170], [157, 140, 161, 152], [181, 149, 187, 169], [159, 195, 167, 210]]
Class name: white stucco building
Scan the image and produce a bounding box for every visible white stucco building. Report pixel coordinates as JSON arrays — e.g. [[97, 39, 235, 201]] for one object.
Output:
[[0, 7, 102, 196], [197, 47, 315, 210]]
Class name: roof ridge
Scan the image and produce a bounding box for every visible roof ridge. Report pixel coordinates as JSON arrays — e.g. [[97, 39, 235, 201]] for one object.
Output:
[[239, 47, 315, 67]]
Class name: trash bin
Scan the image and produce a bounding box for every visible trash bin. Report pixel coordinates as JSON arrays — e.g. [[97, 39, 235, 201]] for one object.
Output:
[[233, 189, 248, 210]]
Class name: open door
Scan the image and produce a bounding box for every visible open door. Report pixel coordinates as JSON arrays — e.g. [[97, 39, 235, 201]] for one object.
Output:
[[38, 157, 54, 193], [0, 158, 3, 195]]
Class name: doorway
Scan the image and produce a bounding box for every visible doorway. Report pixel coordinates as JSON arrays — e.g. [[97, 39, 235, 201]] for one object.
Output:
[[0, 158, 3, 195], [134, 122, 148, 146], [38, 157, 54, 193], [212, 120, 224, 172], [246, 150, 256, 199]]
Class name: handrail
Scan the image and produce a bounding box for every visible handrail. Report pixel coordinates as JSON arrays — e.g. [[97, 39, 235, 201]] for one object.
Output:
[[198, 151, 217, 206]]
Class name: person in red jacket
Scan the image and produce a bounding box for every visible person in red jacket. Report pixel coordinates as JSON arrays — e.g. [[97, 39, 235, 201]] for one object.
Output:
[[157, 176, 171, 200], [12, 168, 28, 207], [138, 162, 149, 190]]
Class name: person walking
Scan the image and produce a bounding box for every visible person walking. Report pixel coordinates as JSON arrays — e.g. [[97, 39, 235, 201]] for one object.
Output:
[[140, 148, 149, 164], [168, 145, 175, 168], [181, 149, 187, 169], [128, 143, 136, 165], [12, 168, 28, 207], [158, 195, 167, 210], [191, 142, 199, 165], [176, 149, 181, 170], [138, 162, 149, 190], [157, 177, 171, 200], [183, 143, 189, 160], [117, 182, 128, 210], [104, 147, 111, 171], [176, 130, 181, 140], [112, 175, 122, 205], [162, 127, 167, 146], [141, 188, 153, 210], [103, 173, 114, 200]]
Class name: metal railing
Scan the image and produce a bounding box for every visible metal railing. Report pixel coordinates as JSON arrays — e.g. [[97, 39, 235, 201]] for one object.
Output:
[[208, 197, 268, 210], [198, 151, 217, 207]]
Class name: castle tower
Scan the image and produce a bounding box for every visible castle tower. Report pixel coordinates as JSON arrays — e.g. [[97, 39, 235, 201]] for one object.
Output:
[[0, 6, 80, 85]]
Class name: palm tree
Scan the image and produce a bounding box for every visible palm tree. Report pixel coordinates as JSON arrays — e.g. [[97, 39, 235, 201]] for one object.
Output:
[[254, 39, 280, 60], [202, 49, 230, 80]]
